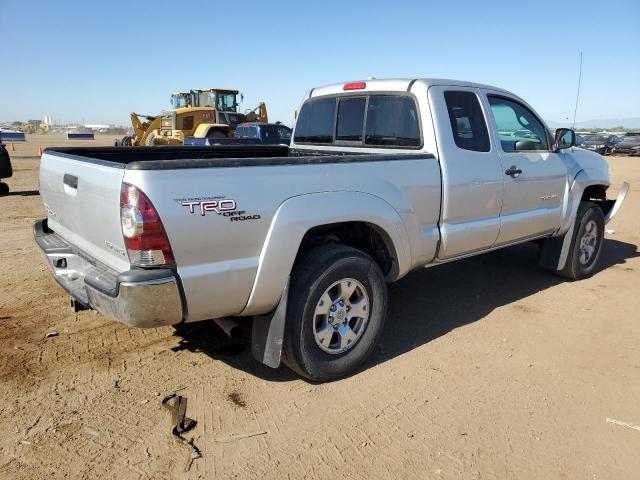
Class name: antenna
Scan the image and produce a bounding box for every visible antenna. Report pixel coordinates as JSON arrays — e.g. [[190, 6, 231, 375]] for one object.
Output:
[[572, 52, 583, 129]]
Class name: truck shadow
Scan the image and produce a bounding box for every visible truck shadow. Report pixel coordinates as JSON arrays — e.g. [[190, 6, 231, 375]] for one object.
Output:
[[171, 238, 639, 383]]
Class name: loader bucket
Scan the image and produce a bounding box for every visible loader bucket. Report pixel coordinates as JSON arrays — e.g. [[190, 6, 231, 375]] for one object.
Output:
[[67, 132, 95, 140], [0, 131, 26, 142]]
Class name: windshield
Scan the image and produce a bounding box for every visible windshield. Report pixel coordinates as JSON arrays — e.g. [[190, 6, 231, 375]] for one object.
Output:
[[197, 91, 216, 108], [216, 93, 237, 112], [171, 94, 191, 108]]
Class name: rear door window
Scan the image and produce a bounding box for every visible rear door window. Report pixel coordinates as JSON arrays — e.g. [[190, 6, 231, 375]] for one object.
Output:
[[443, 91, 490, 152], [336, 97, 366, 141], [293, 98, 336, 144], [365, 96, 420, 147]]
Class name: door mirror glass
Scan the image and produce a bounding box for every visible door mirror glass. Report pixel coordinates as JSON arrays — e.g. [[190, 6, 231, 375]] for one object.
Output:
[[555, 128, 575, 149]]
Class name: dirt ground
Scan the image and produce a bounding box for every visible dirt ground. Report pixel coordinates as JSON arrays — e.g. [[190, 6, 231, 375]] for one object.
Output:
[[1, 134, 639, 479]]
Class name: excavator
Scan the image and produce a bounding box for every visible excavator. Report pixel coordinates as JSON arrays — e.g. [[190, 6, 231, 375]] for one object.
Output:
[[119, 89, 268, 146]]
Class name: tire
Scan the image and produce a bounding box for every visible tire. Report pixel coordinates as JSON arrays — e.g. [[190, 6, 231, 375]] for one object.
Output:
[[0, 182, 8, 196], [282, 245, 387, 382], [144, 132, 158, 146], [557, 201, 604, 280]]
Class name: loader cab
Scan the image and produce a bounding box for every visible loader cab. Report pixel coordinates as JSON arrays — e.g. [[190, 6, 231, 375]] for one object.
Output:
[[193, 89, 239, 112]]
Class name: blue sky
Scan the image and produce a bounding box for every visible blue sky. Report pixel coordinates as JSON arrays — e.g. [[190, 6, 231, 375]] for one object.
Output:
[[1, 0, 638, 127]]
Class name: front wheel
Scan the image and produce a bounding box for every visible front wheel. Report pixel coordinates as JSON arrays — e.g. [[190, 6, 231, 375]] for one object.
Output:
[[0, 182, 8, 196], [282, 245, 387, 382], [557, 201, 604, 280]]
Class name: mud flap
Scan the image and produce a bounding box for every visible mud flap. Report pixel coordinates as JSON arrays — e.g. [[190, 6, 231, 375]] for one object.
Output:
[[538, 228, 572, 272], [251, 279, 289, 368], [539, 215, 579, 273]]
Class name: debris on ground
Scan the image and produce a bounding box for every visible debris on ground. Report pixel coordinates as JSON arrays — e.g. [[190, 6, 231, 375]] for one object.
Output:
[[84, 426, 100, 437], [44, 331, 58, 338], [215, 430, 268, 443], [606, 417, 640, 432], [162, 393, 201, 471]]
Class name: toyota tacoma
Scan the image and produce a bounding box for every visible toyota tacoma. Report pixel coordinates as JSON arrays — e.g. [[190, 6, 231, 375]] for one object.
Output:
[[34, 79, 629, 381]]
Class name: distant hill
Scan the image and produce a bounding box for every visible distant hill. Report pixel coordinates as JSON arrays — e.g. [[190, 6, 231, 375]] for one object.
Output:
[[549, 117, 640, 129]]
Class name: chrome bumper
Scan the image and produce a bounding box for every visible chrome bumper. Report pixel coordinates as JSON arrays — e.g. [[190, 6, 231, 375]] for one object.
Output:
[[33, 219, 183, 328]]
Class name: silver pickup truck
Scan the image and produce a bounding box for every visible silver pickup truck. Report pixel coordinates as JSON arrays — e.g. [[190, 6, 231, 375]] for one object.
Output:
[[35, 79, 629, 381]]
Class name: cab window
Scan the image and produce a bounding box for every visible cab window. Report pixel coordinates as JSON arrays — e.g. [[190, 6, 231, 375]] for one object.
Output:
[[294, 94, 421, 148], [336, 97, 366, 141], [365, 96, 420, 147], [443, 91, 490, 152], [488, 96, 549, 152], [293, 98, 336, 144]]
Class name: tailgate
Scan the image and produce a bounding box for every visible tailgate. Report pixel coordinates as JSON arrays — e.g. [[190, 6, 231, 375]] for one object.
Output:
[[39, 151, 130, 272]]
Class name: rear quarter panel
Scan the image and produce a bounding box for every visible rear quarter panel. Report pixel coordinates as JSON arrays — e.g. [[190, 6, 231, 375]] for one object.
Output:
[[124, 158, 441, 321]]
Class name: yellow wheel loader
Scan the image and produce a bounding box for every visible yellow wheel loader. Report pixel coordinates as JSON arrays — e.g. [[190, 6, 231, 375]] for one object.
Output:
[[120, 89, 268, 146], [20, 120, 51, 135]]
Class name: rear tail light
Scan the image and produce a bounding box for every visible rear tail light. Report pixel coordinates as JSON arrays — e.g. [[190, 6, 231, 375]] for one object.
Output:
[[120, 183, 174, 266], [343, 82, 366, 91]]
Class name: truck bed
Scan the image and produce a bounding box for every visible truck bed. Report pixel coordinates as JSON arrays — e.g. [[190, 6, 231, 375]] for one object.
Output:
[[45, 145, 434, 170]]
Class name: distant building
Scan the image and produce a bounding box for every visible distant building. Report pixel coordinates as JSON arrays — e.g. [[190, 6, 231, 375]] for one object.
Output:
[[84, 124, 114, 131]]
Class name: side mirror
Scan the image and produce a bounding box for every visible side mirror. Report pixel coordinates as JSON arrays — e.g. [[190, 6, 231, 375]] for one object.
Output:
[[555, 128, 575, 150]]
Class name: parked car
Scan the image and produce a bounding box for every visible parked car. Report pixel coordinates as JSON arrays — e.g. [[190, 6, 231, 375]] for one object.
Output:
[[235, 122, 292, 145], [611, 132, 640, 156], [184, 123, 292, 146], [576, 133, 621, 155], [34, 78, 629, 381], [0, 143, 13, 196]]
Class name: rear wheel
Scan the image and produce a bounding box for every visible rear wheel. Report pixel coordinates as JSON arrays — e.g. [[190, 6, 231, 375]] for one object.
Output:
[[0, 182, 8, 196], [282, 245, 387, 382], [557, 201, 604, 280]]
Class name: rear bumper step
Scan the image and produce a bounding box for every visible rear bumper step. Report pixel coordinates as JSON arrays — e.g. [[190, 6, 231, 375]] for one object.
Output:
[[34, 219, 183, 328]]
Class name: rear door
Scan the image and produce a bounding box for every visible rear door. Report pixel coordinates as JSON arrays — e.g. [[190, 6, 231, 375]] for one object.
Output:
[[482, 92, 567, 244], [39, 152, 130, 272], [429, 86, 504, 258]]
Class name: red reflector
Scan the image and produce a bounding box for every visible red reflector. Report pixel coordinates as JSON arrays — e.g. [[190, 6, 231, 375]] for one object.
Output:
[[343, 82, 366, 91]]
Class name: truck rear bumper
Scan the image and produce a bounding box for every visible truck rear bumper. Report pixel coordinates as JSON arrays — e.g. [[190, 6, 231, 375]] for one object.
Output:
[[33, 219, 184, 328]]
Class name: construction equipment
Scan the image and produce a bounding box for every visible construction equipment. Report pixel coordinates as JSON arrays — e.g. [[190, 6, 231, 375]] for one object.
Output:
[[120, 89, 268, 146], [119, 113, 160, 146], [20, 120, 51, 135]]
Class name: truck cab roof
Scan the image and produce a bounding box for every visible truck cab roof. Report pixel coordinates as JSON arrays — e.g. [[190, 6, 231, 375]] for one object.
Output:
[[307, 78, 518, 100]]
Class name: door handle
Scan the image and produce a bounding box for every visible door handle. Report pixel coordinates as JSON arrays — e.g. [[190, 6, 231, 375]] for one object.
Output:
[[505, 166, 522, 178]]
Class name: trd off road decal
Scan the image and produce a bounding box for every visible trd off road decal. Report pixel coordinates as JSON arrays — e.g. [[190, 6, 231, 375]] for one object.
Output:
[[175, 196, 260, 222]]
